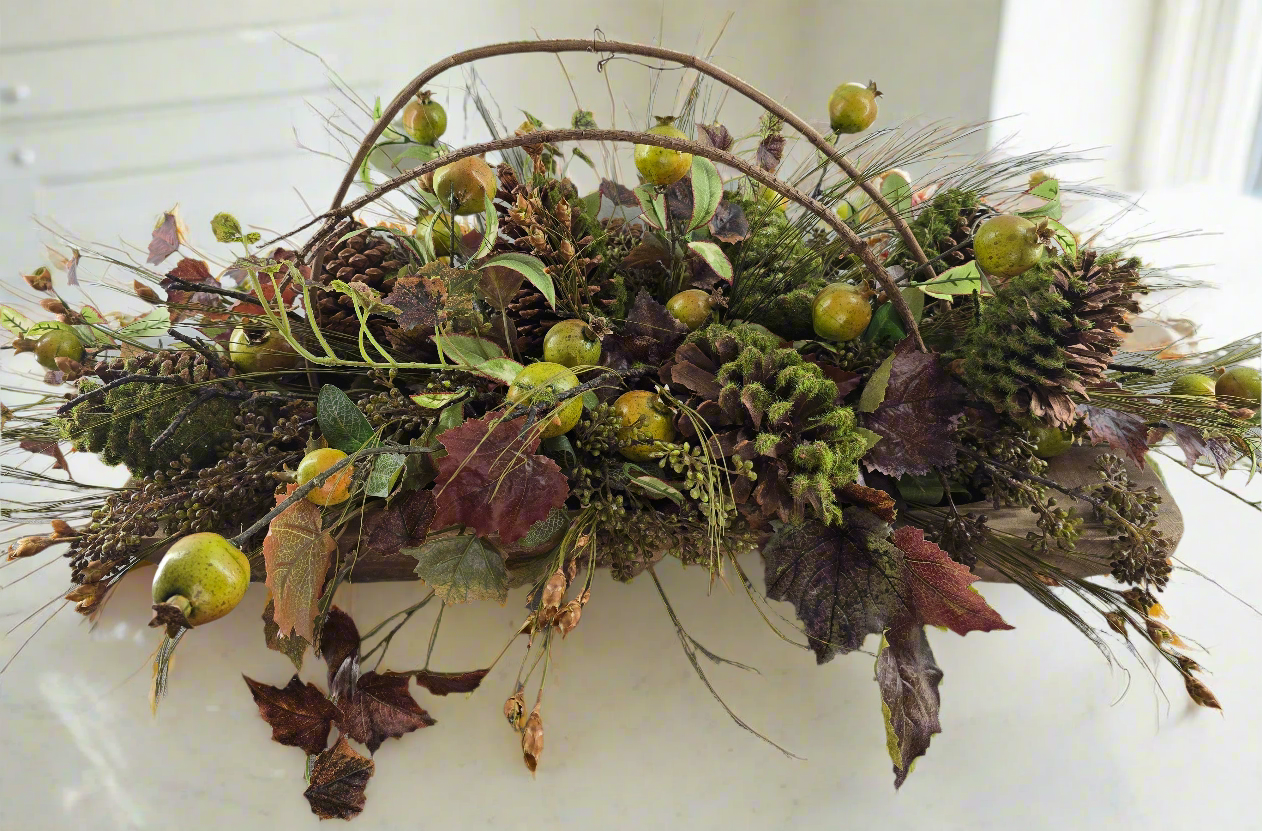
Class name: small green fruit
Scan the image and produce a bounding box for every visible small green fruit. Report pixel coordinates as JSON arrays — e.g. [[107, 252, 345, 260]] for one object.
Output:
[[828, 81, 880, 134], [507, 362, 583, 438], [151, 532, 250, 627], [1169, 373, 1216, 397], [1216, 365, 1260, 402], [297, 447, 354, 506], [666, 290, 713, 331], [402, 91, 446, 145], [34, 329, 84, 369], [1031, 424, 1073, 459], [812, 283, 872, 342], [974, 214, 1044, 278], [614, 390, 676, 462], [228, 326, 298, 374], [634, 118, 692, 187], [433, 156, 497, 215], [543, 319, 601, 368]]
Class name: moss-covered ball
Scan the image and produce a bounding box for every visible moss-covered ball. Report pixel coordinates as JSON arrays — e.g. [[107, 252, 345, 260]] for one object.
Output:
[[151, 532, 250, 626], [1169, 373, 1216, 397], [1216, 365, 1260, 402], [634, 120, 692, 187], [508, 362, 583, 438], [666, 290, 713, 331], [812, 283, 872, 342], [975, 214, 1043, 278], [613, 390, 676, 462], [542, 319, 601, 368]]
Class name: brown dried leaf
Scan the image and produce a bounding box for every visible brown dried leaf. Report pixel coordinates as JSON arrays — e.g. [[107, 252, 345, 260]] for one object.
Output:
[[756, 133, 786, 173], [165, 257, 213, 284], [363, 490, 437, 557], [838, 482, 897, 522], [382, 276, 443, 330], [695, 122, 733, 152], [304, 736, 375, 820], [318, 606, 361, 693], [243, 674, 339, 756], [877, 623, 944, 789], [147, 212, 181, 265], [262, 598, 309, 671], [599, 178, 640, 207], [338, 671, 436, 754], [477, 266, 526, 310], [1078, 404, 1149, 468], [409, 668, 490, 696], [262, 484, 336, 643], [863, 339, 966, 477], [708, 199, 751, 243], [892, 525, 1012, 636], [19, 438, 68, 471]]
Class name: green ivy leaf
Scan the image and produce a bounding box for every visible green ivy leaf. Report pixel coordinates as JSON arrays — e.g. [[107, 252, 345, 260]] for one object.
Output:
[[405, 533, 509, 604], [687, 156, 723, 232], [480, 253, 554, 309], [113, 307, 171, 338], [687, 240, 733, 282], [916, 261, 988, 300], [365, 452, 407, 499], [864, 287, 923, 344], [317, 385, 375, 453]]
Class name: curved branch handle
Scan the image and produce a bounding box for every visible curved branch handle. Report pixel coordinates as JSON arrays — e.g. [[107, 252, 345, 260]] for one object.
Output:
[[327, 38, 935, 280], [301, 127, 925, 351]]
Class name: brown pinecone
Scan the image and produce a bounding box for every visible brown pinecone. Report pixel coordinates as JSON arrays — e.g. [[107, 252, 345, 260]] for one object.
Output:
[[313, 220, 413, 341]]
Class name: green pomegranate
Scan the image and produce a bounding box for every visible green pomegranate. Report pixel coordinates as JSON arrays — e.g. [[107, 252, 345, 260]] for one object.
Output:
[[1169, 373, 1216, 397], [665, 290, 713, 331], [228, 326, 298, 374], [1216, 365, 1260, 402], [402, 91, 446, 145], [543, 319, 602, 368], [507, 362, 583, 438], [151, 532, 250, 626], [634, 117, 692, 187], [974, 215, 1044, 278], [34, 329, 84, 369], [432, 156, 497, 215], [812, 283, 872, 342], [828, 81, 880, 134], [613, 390, 676, 462]]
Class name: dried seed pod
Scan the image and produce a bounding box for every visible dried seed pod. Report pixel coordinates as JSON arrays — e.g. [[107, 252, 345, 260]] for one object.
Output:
[[541, 570, 567, 617], [40, 298, 67, 315], [1104, 612, 1128, 637], [504, 689, 526, 730], [1184, 674, 1221, 710], [49, 519, 75, 538], [8, 535, 55, 559], [134, 281, 161, 303], [64, 582, 100, 604], [1175, 654, 1202, 674], [578, 589, 591, 606], [556, 599, 582, 638], [24, 267, 53, 291], [521, 705, 544, 775]]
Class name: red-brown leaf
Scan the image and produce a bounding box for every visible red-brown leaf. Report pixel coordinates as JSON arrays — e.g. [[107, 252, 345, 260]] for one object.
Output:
[[243, 674, 339, 756], [695, 122, 733, 152], [337, 671, 436, 754], [407, 667, 490, 696], [262, 484, 335, 642], [1078, 403, 1149, 468], [147, 212, 181, 265], [756, 133, 786, 173], [165, 258, 213, 284], [382, 276, 443, 330], [363, 490, 436, 557], [19, 438, 69, 471], [304, 736, 374, 820], [892, 526, 1012, 635], [318, 606, 361, 692], [433, 414, 569, 544]]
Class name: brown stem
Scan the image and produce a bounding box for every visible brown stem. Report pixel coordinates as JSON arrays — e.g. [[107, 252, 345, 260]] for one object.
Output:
[[322, 38, 934, 281], [291, 128, 926, 351]]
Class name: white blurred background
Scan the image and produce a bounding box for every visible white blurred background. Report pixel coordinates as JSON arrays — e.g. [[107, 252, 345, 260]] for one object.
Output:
[[1, 2, 1260, 830]]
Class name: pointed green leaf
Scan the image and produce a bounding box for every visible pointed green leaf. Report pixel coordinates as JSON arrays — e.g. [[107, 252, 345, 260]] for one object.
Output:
[[1045, 217, 1077, 258], [432, 334, 505, 365], [317, 384, 375, 453], [366, 452, 407, 498], [859, 352, 897, 413], [405, 533, 509, 604], [880, 169, 913, 215], [687, 240, 733, 282], [114, 307, 171, 338], [687, 156, 723, 232], [472, 357, 524, 385], [917, 261, 988, 300], [480, 253, 554, 310], [469, 196, 499, 262], [634, 184, 668, 230], [1028, 177, 1059, 200]]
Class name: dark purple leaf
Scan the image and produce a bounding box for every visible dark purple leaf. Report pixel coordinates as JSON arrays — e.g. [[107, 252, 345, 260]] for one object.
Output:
[[146, 212, 180, 265], [337, 671, 436, 753], [394, 667, 491, 696], [1160, 422, 1237, 476], [304, 736, 374, 820], [363, 490, 437, 557], [599, 178, 640, 207], [606, 289, 689, 366], [876, 623, 943, 789], [666, 177, 693, 222], [708, 199, 751, 243], [318, 606, 361, 692], [863, 339, 966, 477], [762, 509, 906, 663], [756, 133, 786, 173], [1078, 403, 1149, 468], [695, 122, 733, 152], [243, 674, 339, 756]]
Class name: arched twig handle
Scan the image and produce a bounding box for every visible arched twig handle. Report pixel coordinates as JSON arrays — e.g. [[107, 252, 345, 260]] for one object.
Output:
[[326, 38, 936, 281], [297, 128, 926, 351]]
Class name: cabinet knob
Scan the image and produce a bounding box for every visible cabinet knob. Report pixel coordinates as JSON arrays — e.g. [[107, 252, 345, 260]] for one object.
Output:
[[1, 84, 32, 104]]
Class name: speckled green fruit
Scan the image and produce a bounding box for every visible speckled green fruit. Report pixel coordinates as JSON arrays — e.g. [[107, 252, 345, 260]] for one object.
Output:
[[666, 290, 713, 331], [1169, 373, 1216, 397], [433, 156, 497, 215], [228, 326, 298, 374], [1216, 365, 1261, 401], [507, 362, 583, 438], [1031, 424, 1074, 459], [634, 120, 692, 187], [415, 212, 466, 257], [614, 390, 676, 462], [811, 283, 872, 342], [34, 329, 83, 369], [974, 214, 1043, 278], [297, 447, 355, 506], [543, 319, 601, 368], [402, 92, 446, 145], [828, 82, 880, 134], [151, 532, 250, 626]]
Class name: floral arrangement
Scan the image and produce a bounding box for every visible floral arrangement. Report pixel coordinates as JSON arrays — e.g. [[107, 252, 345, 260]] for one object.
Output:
[[3, 38, 1259, 821]]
